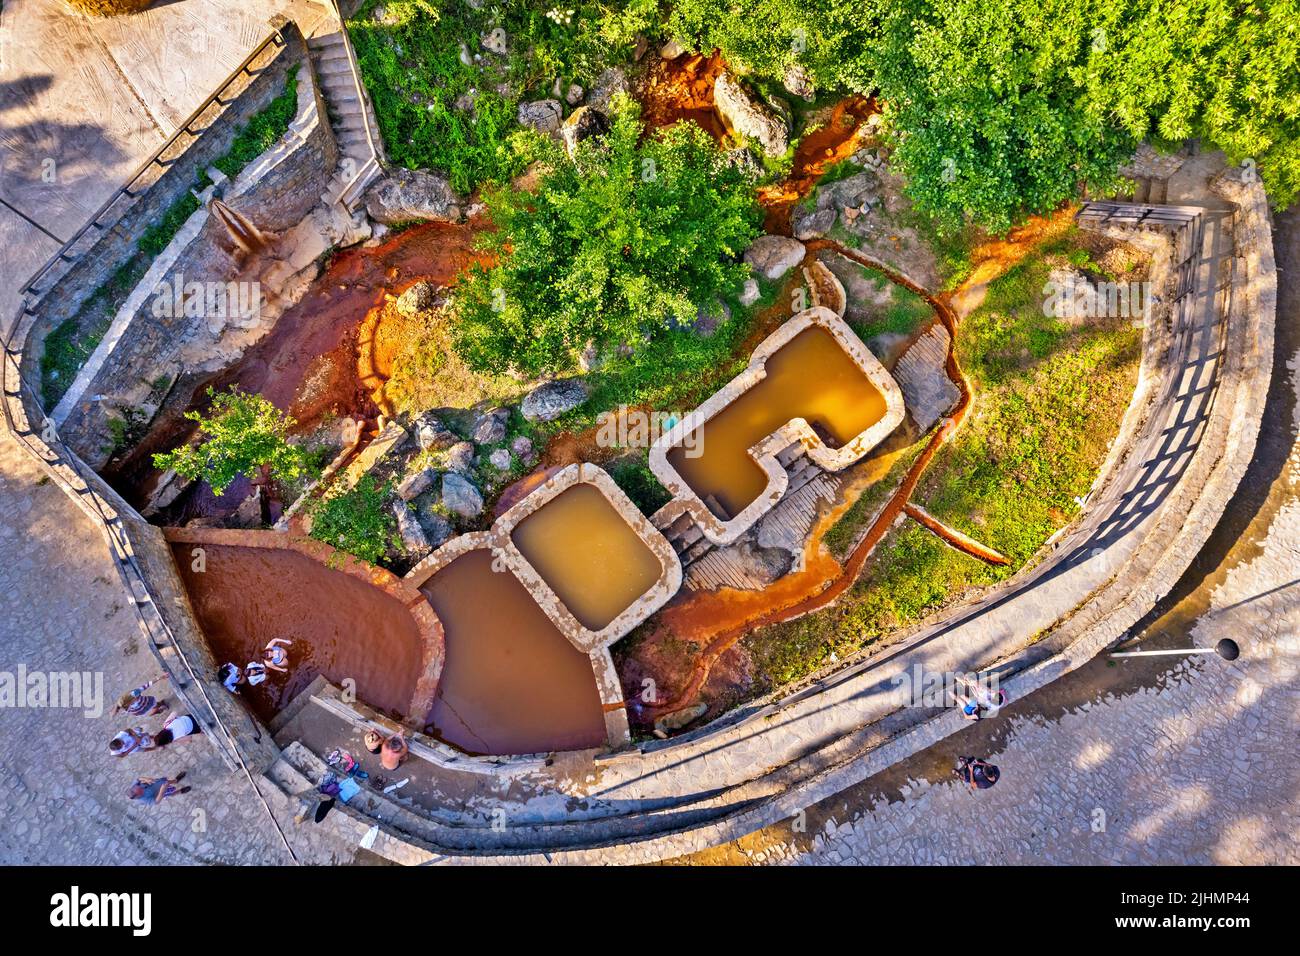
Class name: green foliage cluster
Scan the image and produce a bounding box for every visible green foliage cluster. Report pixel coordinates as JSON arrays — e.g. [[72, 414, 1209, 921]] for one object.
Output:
[[668, 0, 1299, 230], [451, 95, 762, 378], [151, 388, 309, 496], [606, 454, 672, 515], [40, 259, 146, 407], [307, 473, 399, 565], [348, 0, 659, 193]]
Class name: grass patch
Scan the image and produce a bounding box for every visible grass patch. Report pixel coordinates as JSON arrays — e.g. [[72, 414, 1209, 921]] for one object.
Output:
[[822, 440, 926, 559], [40, 259, 148, 407], [848, 277, 934, 341], [347, 0, 652, 193], [744, 225, 1143, 691], [607, 452, 672, 516]]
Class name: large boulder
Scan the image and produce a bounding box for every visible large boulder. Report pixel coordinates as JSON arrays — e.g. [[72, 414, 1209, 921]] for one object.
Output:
[[522, 378, 589, 422], [586, 67, 629, 110], [744, 235, 805, 280], [393, 501, 431, 555], [714, 72, 789, 157], [441, 473, 484, 519], [783, 64, 815, 102], [364, 168, 462, 225], [517, 99, 563, 135], [415, 415, 457, 451], [446, 441, 477, 474], [816, 171, 879, 215], [396, 466, 437, 502], [395, 280, 437, 317], [413, 502, 454, 549], [792, 205, 837, 241], [472, 407, 509, 444]]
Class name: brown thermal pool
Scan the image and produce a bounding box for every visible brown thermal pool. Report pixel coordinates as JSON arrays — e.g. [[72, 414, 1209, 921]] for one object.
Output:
[[510, 483, 663, 631], [666, 325, 887, 520], [172, 543, 425, 723], [418, 549, 607, 756]]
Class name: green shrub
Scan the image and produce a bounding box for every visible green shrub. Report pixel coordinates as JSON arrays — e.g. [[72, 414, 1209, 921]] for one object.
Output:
[[347, 0, 659, 193], [451, 95, 762, 378], [307, 473, 399, 565], [152, 387, 309, 496]]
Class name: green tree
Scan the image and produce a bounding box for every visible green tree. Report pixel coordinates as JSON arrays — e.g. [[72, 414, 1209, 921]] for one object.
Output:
[[451, 94, 762, 377], [152, 388, 308, 496]]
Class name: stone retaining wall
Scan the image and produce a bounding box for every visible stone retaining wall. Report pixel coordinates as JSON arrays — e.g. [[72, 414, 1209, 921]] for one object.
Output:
[[20, 20, 303, 400], [48, 23, 337, 467]]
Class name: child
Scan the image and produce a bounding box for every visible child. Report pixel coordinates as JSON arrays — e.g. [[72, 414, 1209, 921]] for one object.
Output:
[[112, 675, 169, 718], [263, 638, 293, 673], [218, 663, 243, 694], [244, 660, 268, 687]]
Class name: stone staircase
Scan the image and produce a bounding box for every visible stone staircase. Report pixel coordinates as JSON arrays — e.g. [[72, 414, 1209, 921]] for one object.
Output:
[[306, 27, 381, 208]]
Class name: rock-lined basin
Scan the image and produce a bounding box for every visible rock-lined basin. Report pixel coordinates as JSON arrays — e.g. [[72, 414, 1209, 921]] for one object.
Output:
[[650, 307, 906, 545], [407, 463, 683, 751], [166, 529, 443, 726]]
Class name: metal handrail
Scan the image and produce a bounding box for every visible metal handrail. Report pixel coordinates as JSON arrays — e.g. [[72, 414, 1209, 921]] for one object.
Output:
[[21, 28, 288, 302], [327, 0, 383, 206]]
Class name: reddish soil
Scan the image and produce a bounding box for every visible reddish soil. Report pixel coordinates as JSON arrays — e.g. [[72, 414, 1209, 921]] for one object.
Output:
[[171, 541, 428, 724], [110, 220, 488, 518], [758, 95, 878, 235], [212, 221, 487, 431], [638, 51, 729, 142]]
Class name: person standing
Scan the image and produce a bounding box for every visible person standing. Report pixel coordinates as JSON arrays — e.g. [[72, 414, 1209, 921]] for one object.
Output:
[[108, 727, 154, 757]]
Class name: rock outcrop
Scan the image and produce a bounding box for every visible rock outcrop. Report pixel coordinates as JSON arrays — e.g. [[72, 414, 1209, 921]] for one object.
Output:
[[365, 168, 462, 225], [744, 235, 805, 280], [714, 72, 789, 157], [522, 378, 589, 422]]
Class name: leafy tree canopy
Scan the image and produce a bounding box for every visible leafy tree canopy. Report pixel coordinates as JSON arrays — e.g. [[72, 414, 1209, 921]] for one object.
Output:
[[152, 388, 308, 497], [451, 94, 762, 377], [666, 0, 1299, 229]]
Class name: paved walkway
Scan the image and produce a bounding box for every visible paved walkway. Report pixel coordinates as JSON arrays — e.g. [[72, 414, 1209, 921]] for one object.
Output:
[[0, 0, 357, 864], [677, 209, 1300, 866], [0, 0, 325, 320], [0, 418, 378, 863]]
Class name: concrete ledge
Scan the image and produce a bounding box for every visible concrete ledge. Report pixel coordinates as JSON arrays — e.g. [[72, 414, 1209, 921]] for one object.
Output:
[[649, 307, 905, 545]]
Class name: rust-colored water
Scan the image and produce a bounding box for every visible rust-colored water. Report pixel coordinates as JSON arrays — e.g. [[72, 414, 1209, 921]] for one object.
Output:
[[638, 51, 728, 142], [758, 95, 877, 235], [418, 550, 607, 755], [171, 543, 425, 723], [511, 483, 663, 631], [666, 325, 887, 520]]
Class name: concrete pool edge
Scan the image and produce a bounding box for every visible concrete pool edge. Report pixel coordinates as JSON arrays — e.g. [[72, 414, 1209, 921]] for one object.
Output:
[[648, 306, 906, 545], [162, 525, 446, 724], [405, 464, 683, 749]]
